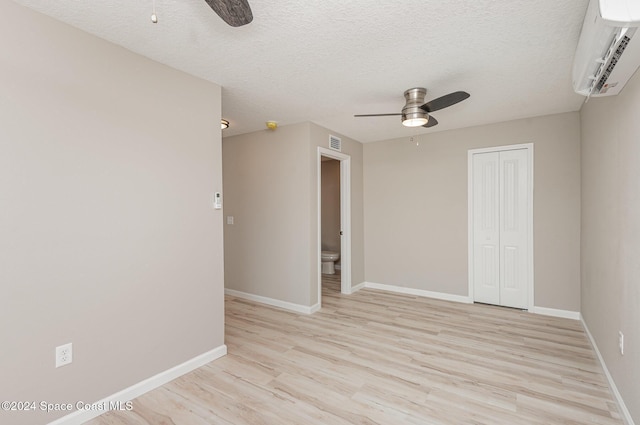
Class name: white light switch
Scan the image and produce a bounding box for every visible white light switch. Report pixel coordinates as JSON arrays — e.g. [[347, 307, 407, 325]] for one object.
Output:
[[213, 192, 222, 210], [227, 216, 234, 225]]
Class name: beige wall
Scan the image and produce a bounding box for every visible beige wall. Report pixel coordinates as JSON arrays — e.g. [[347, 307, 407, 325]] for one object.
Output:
[[581, 70, 640, 423], [321, 160, 341, 254], [364, 112, 581, 311], [0, 2, 225, 424], [223, 122, 364, 307], [223, 123, 312, 306]]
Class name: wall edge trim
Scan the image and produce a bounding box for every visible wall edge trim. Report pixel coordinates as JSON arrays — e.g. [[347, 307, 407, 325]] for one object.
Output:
[[363, 281, 473, 304], [48, 345, 227, 425], [225, 288, 315, 314], [348, 282, 366, 294], [581, 315, 635, 425], [531, 306, 581, 320]]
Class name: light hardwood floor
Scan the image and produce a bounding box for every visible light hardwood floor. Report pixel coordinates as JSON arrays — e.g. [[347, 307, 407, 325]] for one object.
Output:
[[88, 273, 622, 424]]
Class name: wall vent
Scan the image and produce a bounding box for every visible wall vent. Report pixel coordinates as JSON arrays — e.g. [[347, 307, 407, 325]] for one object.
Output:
[[329, 135, 342, 151]]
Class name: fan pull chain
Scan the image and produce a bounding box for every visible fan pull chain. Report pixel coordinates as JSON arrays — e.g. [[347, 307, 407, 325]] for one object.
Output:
[[411, 129, 420, 147], [151, 0, 158, 23]]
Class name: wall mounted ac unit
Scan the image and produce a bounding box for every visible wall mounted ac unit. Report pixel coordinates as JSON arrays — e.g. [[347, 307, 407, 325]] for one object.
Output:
[[572, 0, 640, 97]]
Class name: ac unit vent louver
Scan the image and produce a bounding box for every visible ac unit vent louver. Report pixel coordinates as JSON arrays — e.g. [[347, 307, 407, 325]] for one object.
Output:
[[595, 34, 631, 93], [329, 135, 342, 151]]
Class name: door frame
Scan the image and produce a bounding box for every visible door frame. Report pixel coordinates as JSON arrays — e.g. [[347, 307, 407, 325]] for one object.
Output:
[[317, 147, 351, 305], [467, 143, 534, 311]]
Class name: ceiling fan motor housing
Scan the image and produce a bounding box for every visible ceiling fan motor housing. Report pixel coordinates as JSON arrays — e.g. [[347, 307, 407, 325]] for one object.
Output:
[[401, 87, 429, 126]]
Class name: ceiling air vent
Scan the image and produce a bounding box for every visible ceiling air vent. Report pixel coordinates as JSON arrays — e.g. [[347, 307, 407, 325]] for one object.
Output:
[[329, 135, 342, 152]]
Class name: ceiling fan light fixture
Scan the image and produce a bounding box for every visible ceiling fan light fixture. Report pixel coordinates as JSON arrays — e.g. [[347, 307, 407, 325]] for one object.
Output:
[[221, 119, 229, 130], [402, 109, 429, 127], [402, 114, 429, 127]]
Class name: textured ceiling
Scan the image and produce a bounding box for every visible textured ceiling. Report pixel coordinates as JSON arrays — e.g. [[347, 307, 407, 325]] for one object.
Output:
[[12, 0, 589, 143]]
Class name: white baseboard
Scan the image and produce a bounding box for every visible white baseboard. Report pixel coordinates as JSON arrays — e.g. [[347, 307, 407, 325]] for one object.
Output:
[[309, 303, 321, 313], [581, 316, 635, 425], [531, 306, 581, 320], [348, 282, 366, 294], [363, 282, 472, 304], [359, 283, 581, 320], [48, 345, 227, 425], [225, 288, 316, 314]]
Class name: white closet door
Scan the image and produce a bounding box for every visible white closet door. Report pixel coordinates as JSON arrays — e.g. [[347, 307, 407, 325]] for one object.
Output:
[[498, 149, 529, 309], [472, 152, 500, 305], [472, 148, 529, 309]]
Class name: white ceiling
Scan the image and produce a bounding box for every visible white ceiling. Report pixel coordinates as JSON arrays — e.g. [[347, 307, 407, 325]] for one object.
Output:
[[13, 0, 589, 143]]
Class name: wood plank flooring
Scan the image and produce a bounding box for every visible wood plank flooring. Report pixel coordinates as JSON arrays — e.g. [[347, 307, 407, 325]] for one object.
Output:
[[88, 273, 622, 424]]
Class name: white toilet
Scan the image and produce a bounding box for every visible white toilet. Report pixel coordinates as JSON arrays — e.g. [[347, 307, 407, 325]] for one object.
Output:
[[321, 251, 340, 275]]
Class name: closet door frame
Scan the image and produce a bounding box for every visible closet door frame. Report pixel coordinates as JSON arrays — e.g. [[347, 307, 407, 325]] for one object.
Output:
[[467, 143, 534, 312]]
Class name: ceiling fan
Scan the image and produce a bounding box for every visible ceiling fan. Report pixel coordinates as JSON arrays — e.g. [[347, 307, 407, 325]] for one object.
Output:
[[355, 88, 470, 128], [204, 0, 253, 27]]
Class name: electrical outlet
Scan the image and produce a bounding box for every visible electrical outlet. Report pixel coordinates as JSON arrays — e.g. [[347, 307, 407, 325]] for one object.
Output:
[[619, 331, 624, 355], [55, 343, 73, 368]]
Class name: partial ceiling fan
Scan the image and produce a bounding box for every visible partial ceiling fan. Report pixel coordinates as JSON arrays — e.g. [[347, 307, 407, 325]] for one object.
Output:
[[355, 88, 470, 128], [204, 0, 253, 27]]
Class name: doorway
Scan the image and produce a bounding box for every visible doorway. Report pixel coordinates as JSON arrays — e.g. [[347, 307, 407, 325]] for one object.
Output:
[[468, 144, 533, 310], [317, 147, 351, 307]]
